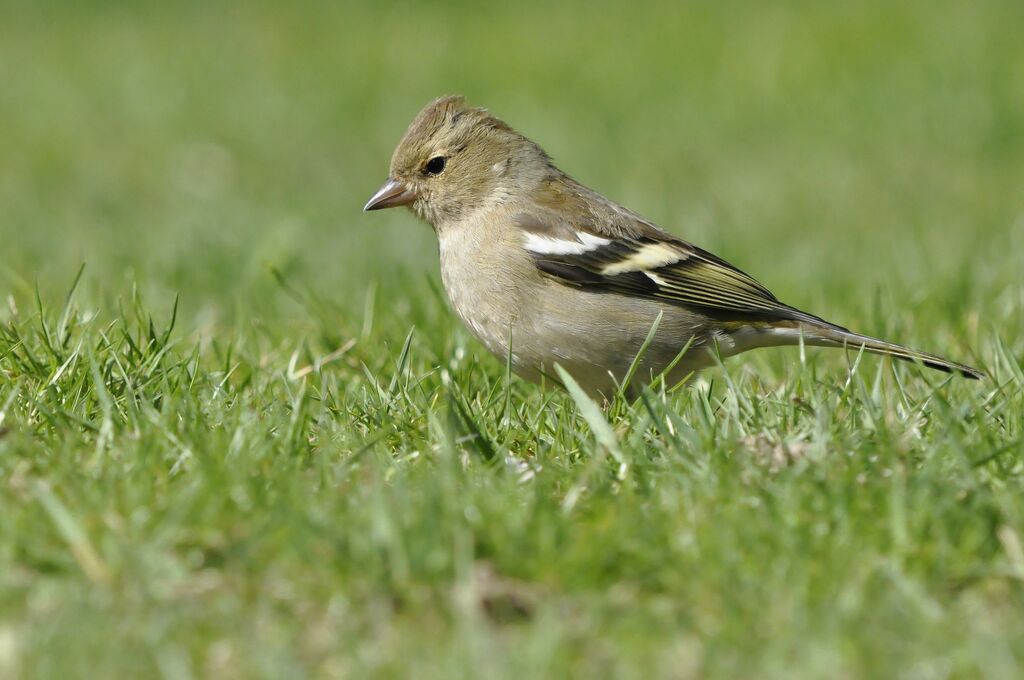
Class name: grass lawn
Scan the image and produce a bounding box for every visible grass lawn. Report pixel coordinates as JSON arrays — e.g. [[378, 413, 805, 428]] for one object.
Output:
[[2, 1, 1023, 677]]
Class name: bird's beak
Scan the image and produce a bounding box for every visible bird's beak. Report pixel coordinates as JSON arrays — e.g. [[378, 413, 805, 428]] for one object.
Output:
[[363, 178, 415, 211]]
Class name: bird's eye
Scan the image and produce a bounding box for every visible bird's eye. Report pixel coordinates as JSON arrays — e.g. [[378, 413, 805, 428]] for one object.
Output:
[[424, 156, 447, 176]]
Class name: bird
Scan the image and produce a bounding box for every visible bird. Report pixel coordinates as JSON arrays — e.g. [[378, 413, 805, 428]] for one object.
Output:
[[364, 95, 983, 397]]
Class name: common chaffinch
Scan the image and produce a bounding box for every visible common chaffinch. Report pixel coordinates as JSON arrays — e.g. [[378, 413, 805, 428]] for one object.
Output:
[[365, 96, 982, 396]]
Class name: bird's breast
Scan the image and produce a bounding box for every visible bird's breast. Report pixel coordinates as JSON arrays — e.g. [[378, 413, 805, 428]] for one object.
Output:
[[436, 224, 533, 362]]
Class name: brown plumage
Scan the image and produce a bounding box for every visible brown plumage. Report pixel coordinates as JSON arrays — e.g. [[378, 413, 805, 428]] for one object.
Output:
[[365, 96, 984, 396]]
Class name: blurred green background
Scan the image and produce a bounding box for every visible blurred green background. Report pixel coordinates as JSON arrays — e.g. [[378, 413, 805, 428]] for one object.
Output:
[[3, 1, 1024, 678], [3, 0, 1021, 341]]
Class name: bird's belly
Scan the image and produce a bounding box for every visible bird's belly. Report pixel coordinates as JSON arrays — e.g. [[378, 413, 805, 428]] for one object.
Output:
[[451, 287, 711, 396], [520, 300, 716, 395]]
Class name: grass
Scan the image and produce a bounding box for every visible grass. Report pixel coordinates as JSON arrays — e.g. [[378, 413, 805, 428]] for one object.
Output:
[[2, 1, 1024, 678]]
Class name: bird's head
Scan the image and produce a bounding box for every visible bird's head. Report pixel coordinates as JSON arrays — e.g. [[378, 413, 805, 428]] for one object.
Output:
[[364, 96, 550, 229]]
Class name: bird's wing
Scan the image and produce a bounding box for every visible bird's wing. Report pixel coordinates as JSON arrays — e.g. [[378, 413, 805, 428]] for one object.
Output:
[[516, 203, 826, 326]]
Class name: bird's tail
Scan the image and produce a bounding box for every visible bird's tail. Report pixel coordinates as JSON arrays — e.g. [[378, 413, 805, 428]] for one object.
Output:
[[796, 322, 985, 380]]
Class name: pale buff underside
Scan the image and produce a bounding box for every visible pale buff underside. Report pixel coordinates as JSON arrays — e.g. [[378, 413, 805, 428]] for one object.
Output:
[[436, 205, 804, 397]]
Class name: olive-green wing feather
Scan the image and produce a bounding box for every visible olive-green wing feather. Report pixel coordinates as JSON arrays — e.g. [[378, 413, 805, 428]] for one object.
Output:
[[525, 230, 827, 325]]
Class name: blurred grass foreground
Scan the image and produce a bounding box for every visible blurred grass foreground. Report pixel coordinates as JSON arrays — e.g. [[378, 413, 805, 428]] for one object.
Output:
[[1, 1, 1024, 678]]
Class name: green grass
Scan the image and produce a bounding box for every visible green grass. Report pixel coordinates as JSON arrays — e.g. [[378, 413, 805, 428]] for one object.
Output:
[[2, 1, 1024, 678]]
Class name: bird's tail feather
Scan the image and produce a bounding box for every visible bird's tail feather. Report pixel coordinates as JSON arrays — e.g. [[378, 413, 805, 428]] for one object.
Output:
[[798, 323, 984, 380]]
